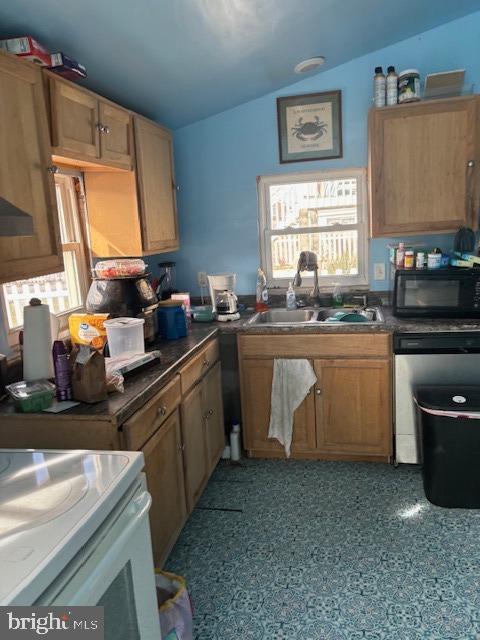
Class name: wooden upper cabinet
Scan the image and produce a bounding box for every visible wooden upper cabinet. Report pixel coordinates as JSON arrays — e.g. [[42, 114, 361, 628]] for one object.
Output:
[[134, 117, 179, 253], [50, 78, 99, 159], [49, 75, 133, 170], [98, 101, 134, 169], [369, 96, 480, 236], [314, 359, 392, 456], [0, 52, 62, 283]]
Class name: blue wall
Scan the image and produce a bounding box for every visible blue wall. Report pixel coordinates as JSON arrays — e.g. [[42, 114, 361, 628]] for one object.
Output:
[[168, 10, 480, 296]]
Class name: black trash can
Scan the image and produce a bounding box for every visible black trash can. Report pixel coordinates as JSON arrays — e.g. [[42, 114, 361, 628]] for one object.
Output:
[[415, 385, 480, 508]]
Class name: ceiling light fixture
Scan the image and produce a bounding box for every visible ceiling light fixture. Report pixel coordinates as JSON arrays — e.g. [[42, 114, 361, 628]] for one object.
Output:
[[294, 56, 325, 74]]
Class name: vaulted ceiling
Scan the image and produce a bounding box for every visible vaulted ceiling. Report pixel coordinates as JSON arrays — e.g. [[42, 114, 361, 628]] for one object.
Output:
[[0, 0, 478, 128]]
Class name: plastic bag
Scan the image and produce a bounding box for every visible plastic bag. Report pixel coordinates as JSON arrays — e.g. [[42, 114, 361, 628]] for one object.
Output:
[[155, 570, 193, 640]]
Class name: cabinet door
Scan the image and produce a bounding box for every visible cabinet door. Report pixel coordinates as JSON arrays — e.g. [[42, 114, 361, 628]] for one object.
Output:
[[142, 409, 187, 567], [369, 97, 479, 236], [240, 359, 316, 455], [99, 101, 134, 169], [50, 78, 99, 159], [202, 361, 225, 473], [181, 382, 208, 512], [0, 53, 62, 283], [134, 117, 179, 253], [314, 359, 392, 456]]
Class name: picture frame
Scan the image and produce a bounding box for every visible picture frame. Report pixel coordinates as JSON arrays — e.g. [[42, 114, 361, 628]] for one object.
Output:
[[276, 90, 343, 163]]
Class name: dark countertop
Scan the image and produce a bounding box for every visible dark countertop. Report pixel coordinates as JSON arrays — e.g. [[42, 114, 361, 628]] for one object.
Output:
[[3, 307, 480, 425]]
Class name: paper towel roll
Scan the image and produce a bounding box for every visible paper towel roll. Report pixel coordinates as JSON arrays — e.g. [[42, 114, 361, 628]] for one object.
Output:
[[23, 299, 55, 381]]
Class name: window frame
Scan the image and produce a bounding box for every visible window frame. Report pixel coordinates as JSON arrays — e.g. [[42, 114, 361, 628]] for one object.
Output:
[[257, 167, 369, 290], [1, 170, 90, 348]]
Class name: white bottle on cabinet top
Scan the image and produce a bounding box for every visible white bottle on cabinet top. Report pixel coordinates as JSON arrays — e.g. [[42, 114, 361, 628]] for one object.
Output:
[[373, 66, 386, 107], [386, 66, 398, 105]]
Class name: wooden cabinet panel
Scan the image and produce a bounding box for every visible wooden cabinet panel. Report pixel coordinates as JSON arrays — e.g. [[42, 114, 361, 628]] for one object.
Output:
[[369, 97, 480, 236], [202, 361, 225, 472], [0, 52, 62, 283], [314, 359, 392, 456], [50, 78, 99, 158], [142, 409, 187, 566], [240, 358, 316, 455], [134, 117, 179, 253], [99, 101, 133, 169], [179, 339, 220, 395], [181, 383, 208, 512], [123, 375, 181, 450], [239, 333, 391, 359]]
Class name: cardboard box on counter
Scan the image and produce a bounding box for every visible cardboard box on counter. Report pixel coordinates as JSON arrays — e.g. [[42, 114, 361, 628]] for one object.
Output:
[[49, 51, 87, 80]]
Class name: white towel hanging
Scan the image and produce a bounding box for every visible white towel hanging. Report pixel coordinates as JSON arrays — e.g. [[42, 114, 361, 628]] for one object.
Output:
[[268, 359, 317, 457]]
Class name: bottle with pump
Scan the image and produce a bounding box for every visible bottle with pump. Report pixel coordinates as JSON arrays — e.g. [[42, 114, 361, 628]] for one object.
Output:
[[256, 268, 269, 312], [386, 66, 398, 105], [286, 282, 296, 310], [373, 66, 386, 107]]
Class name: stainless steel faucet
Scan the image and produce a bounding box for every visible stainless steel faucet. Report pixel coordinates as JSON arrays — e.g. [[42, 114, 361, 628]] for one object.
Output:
[[293, 251, 320, 303], [351, 294, 368, 308]]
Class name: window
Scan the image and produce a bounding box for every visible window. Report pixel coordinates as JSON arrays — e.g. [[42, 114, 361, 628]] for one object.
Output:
[[2, 173, 90, 338], [258, 168, 368, 288]]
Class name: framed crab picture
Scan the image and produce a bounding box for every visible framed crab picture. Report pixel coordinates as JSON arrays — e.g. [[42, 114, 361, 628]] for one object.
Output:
[[276, 90, 342, 163]]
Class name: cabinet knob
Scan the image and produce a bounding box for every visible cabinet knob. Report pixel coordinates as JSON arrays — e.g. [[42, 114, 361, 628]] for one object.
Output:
[[103, 125, 110, 134], [178, 444, 185, 452], [157, 405, 167, 416], [96, 122, 103, 132], [208, 409, 214, 417], [203, 359, 210, 367], [316, 388, 322, 395], [467, 160, 475, 168], [173, 183, 180, 191], [46, 165, 59, 174]]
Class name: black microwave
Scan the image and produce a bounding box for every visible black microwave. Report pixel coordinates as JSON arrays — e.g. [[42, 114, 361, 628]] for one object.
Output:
[[393, 268, 480, 318]]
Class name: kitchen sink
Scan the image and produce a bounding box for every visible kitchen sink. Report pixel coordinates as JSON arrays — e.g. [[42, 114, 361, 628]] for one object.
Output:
[[247, 306, 385, 326]]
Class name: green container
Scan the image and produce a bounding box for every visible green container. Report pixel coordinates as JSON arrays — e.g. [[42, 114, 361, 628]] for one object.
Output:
[[6, 380, 55, 413]]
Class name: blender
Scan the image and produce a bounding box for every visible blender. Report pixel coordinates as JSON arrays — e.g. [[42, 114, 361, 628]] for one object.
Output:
[[156, 261, 178, 300]]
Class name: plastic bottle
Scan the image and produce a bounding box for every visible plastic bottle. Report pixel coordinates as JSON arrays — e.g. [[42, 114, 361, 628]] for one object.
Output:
[[52, 340, 72, 401], [395, 242, 405, 269], [230, 422, 241, 461], [373, 66, 386, 107], [332, 283, 344, 307], [286, 282, 296, 310], [256, 268, 268, 312], [386, 66, 398, 105]]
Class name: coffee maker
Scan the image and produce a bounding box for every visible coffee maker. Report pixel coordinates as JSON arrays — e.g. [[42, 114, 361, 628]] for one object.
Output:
[[208, 273, 240, 322]]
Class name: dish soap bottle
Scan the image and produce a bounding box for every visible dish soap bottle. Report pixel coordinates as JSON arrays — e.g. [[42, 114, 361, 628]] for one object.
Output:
[[256, 268, 269, 312], [332, 283, 344, 307], [286, 282, 296, 310]]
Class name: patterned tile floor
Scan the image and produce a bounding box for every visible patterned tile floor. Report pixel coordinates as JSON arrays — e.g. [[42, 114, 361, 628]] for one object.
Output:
[[165, 459, 480, 639]]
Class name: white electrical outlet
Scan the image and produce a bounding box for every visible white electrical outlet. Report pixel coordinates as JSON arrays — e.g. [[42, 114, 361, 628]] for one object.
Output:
[[197, 271, 208, 288], [374, 262, 386, 280]]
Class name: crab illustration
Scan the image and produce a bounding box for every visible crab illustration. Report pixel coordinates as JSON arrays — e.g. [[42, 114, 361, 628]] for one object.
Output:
[[291, 116, 327, 141]]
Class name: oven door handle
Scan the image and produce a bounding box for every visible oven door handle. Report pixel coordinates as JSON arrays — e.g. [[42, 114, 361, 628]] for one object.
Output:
[[35, 489, 153, 605]]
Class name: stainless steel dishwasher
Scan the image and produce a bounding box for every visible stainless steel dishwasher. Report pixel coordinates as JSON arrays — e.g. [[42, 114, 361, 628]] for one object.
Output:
[[394, 332, 480, 464]]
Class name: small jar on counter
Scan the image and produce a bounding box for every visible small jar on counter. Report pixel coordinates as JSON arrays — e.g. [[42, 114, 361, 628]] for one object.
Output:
[[404, 250, 415, 269], [415, 252, 425, 269]]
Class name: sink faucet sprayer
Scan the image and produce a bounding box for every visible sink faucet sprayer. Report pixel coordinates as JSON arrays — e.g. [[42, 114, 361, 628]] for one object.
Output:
[[293, 251, 320, 303]]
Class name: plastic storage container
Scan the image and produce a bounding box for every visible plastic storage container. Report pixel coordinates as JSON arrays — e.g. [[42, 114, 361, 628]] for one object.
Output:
[[6, 380, 55, 413], [415, 385, 480, 508], [94, 259, 146, 279], [104, 317, 145, 357], [157, 303, 187, 340]]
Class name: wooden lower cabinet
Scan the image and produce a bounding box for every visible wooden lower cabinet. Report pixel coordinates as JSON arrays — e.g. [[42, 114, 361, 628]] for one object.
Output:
[[240, 358, 316, 455], [239, 341, 392, 461], [202, 362, 226, 472], [181, 382, 209, 513], [314, 359, 391, 456], [142, 409, 187, 566]]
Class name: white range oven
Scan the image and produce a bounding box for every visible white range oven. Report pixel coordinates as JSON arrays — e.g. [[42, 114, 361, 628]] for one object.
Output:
[[0, 449, 161, 639]]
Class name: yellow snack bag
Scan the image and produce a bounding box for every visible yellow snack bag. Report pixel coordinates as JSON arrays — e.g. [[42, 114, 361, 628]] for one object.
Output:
[[68, 313, 109, 350]]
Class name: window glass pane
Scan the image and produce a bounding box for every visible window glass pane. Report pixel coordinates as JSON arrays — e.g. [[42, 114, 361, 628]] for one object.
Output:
[[270, 230, 358, 280], [2, 252, 82, 329], [269, 178, 357, 230]]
